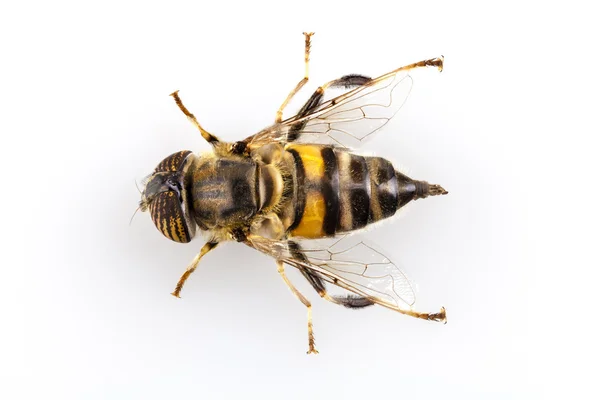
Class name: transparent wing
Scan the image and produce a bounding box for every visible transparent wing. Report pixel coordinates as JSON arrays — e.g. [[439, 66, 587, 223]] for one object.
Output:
[[247, 56, 443, 149], [247, 234, 417, 311]]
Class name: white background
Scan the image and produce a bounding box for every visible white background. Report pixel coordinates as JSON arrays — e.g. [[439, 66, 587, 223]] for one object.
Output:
[[2, 1, 598, 399]]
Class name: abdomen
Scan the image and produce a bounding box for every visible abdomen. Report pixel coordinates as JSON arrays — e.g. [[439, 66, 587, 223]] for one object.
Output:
[[284, 144, 416, 239]]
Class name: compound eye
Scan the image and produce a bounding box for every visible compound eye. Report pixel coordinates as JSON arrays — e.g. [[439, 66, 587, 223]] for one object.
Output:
[[148, 191, 193, 243], [154, 150, 193, 173], [146, 150, 197, 242]]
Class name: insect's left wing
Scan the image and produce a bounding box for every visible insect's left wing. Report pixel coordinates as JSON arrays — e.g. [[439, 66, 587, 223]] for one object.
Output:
[[246, 57, 443, 149], [246, 234, 444, 321]]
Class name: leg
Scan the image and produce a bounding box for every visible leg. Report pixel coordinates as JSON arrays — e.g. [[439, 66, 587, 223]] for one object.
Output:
[[287, 74, 372, 142], [276, 260, 318, 354], [300, 268, 374, 309], [402, 56, 444, 73], [292, 58, 440, 125], [170, 90, 221, 145], [294, 243, 444, 321], [298, 74, 372, 117], [306, 265, 445, 321], [288, 240, 374, 309], [275, 32, 314, 123], [305, 265, 445, 322], [391, 306, 447, 323], [171, 241, 219, 297]]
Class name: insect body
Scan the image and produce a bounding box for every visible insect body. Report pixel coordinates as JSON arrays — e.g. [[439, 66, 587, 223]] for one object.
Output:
[[139, 33, 447, 354]]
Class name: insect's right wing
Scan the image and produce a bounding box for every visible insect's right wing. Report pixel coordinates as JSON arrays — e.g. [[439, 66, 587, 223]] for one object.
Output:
[[246, 57, 443, 149], [245, 234, 446, 322]]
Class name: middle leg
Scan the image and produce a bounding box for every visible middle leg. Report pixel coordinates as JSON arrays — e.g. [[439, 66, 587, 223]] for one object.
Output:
[[276, 260, 318, 354], [275, 32, 314, 123]]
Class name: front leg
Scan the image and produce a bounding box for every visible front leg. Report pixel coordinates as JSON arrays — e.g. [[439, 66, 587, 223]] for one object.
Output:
[[170, 90, 221, 145], [171, 241, 219, 297]]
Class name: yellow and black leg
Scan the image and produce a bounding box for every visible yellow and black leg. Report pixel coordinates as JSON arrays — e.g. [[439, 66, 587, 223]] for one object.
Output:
[[295, 55, 444, 121], [171, 241, 219, 298], [300, 268, 374, 309], [395, 306, 447, 323], [275, 32, 314, 123], [287, 74, 372, 142], [276, 260, 318, 354], [302, 266, 445, 321], [302, 267, 445, 321], [287, 240, 374, 309], [170, 90, 221, 145]]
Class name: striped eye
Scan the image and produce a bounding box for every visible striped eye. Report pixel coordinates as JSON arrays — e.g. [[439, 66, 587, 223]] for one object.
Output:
[[143, 150, 198, 243], [148, 191, 193, 243], [154, 150, 193, 173]]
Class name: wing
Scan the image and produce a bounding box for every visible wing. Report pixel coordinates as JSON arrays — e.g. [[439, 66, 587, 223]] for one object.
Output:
[[247, 234, 419, 312], [247, 56, 443, 149]]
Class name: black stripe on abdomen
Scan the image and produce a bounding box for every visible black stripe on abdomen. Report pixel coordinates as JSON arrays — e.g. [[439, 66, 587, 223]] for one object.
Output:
[[349, 188, 370, 229], [288, 149, 306, 232], [321, 147, 339, 236], [348, 155, 370, 229], [334, 151, 371, 232]]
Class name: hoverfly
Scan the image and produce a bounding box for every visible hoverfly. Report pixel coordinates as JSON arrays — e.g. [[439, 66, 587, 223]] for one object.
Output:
[[139, 33, 447, 354]]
